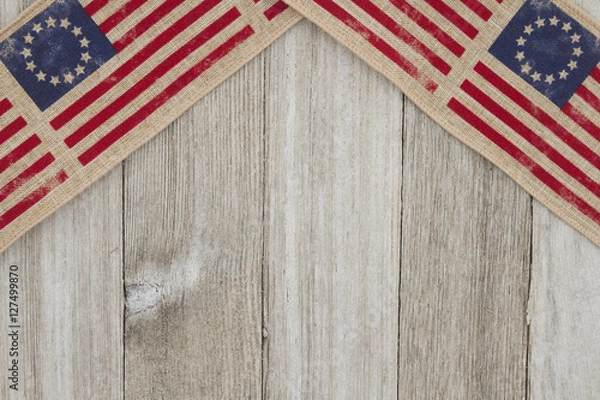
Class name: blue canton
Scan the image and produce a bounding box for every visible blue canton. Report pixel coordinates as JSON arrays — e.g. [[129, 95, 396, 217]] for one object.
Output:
[[489, 0, 600, 108], [0, 0, 116, 111]]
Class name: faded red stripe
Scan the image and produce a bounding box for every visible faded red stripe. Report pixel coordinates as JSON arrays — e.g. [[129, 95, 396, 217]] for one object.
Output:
[[65, 7, 241, 148], [0, 135, 42, 175], [460, 0, 492, 21], [84, 0, 109, 16], [314, 0, 437, 92], [462, 80, 600, 198], [589, 67, 600, 85], [449, 97, 600, 225], [575, 85, 600, 114], [0, 98, 12, 118], [389, 0, 465, 57], [561, 102, 600, 143], [0, 170, 68, 231], [113, 0, 189, 51], [79, 25, 255, 166], [423, 0, 478, 39], [52, 0, 224, 131], [0, 153, 54, 203], [99, 0, 149, 34], [475, 62, 600, 171], [353, 0, 451, 75], [0, 117, 27, 146], [264, 0, 288, 20]]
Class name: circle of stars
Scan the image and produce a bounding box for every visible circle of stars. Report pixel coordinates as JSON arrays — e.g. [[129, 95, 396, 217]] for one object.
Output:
[[19, 13, 93, 87], [514, 15, 583, 86]]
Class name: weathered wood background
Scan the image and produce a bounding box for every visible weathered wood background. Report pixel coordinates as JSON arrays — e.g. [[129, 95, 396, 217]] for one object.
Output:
[[1, 0, 600, 398]]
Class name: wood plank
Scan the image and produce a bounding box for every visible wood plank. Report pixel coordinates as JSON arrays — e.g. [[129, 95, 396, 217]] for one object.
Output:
[[529, 204, 600, 398], [0, 1, 123, 398], [263, 20, 403, 398], [123, 54, 265, 398], [398, 99, 532, 397], [0, 169, 123, 400], [529, 2, 600, 397]]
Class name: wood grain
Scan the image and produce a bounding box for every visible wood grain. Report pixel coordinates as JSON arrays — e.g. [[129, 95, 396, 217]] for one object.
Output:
[[0, 1, 123, 399], [123, 54, 265, 398], [529, 203, 600, 399], [0, 171, 123, 400], [0, 168, 123, 400], [262, 20, 403, 398], [398, 99, 532, 398], [2, 0, 600, 398]]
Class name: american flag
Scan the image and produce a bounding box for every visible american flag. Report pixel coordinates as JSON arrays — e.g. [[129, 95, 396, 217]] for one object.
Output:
[[0, 0, 298, 250], [287, 0, 600, 241]]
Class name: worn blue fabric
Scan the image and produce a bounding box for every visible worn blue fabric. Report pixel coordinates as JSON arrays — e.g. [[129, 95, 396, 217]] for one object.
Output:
[[490, 0, 600, 108]]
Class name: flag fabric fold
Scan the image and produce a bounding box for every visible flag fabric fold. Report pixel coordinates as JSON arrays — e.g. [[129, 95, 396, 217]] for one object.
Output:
[[283, 0, 600, 248], [3, 0, 600, 252], [0, 0, 300, 252]]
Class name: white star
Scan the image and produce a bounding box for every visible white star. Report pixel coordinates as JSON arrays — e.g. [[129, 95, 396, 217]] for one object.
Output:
[[568, 60, 578, 70], [516, 36, 527, 46], [63, 72, 74, 84], [535, 17, 545, 28], [46, 17, 56, 27], [562, 22, 572, 32], [60, 18, 71, 29], [545, 74, 555, 85], [50, 76, 60, 86], [521, 63, 532, 74], [32, 23, 43, 34], [35, 70, 46, 81], [549, 16, 560, 26], [79, 37, 90, 48], [531, 71, 541, 82], [74, 65, 86, 75], [71, 26, 82, 37], [571, 33, 581, 43], [23, 33, 34, 44], [20, 48, 32, 58], [515, 51, 525, 61], [524, 25, 534, 35], [573, 47, 583, 57], [25, 60, 36, 71], [80, 52, 91, 63], [559, 69, 569, 79]]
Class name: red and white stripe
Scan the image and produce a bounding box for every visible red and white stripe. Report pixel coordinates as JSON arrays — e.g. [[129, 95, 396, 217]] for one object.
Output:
[[308, 0, 600, 228], [0, 98, 67, 229], [310, 0, 503, 93], [449, 60, 600, 225], [561, 67, 600, 142], [49, 0, 258, 166]]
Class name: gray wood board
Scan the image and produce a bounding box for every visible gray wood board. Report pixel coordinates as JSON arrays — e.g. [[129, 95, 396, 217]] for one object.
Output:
[[1, 1, 600, 398]]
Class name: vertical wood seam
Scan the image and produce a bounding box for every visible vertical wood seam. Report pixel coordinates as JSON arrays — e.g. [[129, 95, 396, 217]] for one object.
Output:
[[396, 94, 406, 400], [121, 160, 126, 400], [525, 195, 534, 400], [261, 49, 268, 400]]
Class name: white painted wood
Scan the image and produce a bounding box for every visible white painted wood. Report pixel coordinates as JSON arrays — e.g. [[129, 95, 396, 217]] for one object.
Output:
[[0, 1, 123, 398], [263, 20, 403, 399], [123, 55, 265, 398]]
